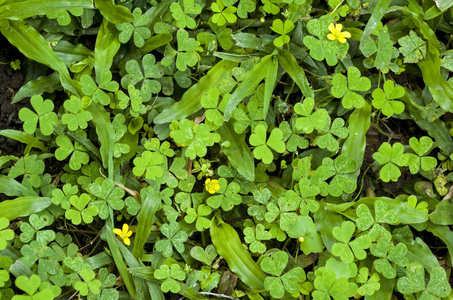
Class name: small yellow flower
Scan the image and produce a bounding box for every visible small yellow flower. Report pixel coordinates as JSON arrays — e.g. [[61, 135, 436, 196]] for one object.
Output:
[[327, 23, 351, 43], [205, 178, 220, 194], [113, 224, 133, 246], [298, 236, 305, 243]]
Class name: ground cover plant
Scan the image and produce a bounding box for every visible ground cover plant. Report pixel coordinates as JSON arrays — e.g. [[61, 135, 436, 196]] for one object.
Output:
[[0, 0, 452, 299]]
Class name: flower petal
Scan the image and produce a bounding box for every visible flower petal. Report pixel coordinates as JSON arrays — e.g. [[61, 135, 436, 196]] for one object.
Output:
[[335, 23, 343, 32], [342, 31, 351, 38], [122, 223, 129, 233], [327, 33, 336, 41], [328, 23, 335, 33], [337, 36, 346, 43], [123, 237, 131, 246], [113, 228, 122, 235]]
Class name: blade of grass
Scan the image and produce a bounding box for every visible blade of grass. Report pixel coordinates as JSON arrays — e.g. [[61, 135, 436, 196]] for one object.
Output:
[[132, 182, 161, 259], [278, 48, 314, 99], [0, 175, 28, 197], [12, 72, 61, 104], [0, 0, 93, 20], [0, 196, 51, 221], [0, 20, 79, 95], [360, 0, 391, 48], [263, 54, 278, 120], [223, 56, 270, 121], [95, 0, 134, 24], [94, 19, 121, 83]]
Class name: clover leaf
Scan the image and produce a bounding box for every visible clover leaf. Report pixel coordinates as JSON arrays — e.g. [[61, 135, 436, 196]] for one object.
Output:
[[211, 0, 237, 26], [355, 267, 380, 297], [65, 193, 99, 225], [116, 8, 151, 48], [190, 245, 218, 265], [8, 154, 45, 188], [270, 19, 294, 47], [261, 0, 281, 15], [81, 70, 119, 106], [303, 15, 349, 66], [237, 0, 255, 18], [55, 134, 89, 171], [331, 221, 372, 263], [20, 212, 55, 244], [372, 80, 405, 117], [162, 29, 199, 72], [313, 268, 357, 299], [89, 178, 125, 218], [260, 251, 288, 298], [331, 66, 371, 109], [294, 97, 331, 134], [279, 121, 309, 152], [314, 118, 349, 152], [372, 142, 408, 182], [265, 196, 299, 231], [0, 218, 14, 251], [244, 224, 271, 253], [286, 215, 323, 255], [61, 96, 92, 131], [170, 119, 221, 159], [14, 274, 55, 299], [155, 222, 188, 257], [406, 136, 437, 174], [154, 264, 186, 293], [18, 95, 58, 136], [361, 30, 399, 73], [201, 88, 224, 128], [184, 204, 212, 231], [74, 268, 102, 296], [398, 30, 426, 63], [249, 124, 285, 164], [206, 179, 242, 211], [121, 55, 163, 102], [170, 0, 202, 29], [132, 150, 166, 180]]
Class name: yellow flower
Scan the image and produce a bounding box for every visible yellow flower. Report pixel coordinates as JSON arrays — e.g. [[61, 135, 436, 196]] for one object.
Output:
[[113, 224, 133, 246], [327, 23, 351, 43], [205, 178, 220, 194], [298, 236, 305, 243]]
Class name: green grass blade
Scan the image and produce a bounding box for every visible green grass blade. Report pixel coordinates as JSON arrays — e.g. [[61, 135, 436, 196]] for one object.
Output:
[[105, 224, 137, 298], [427, 224, 453, 263], [12, 73, 61, 104], [85, 251, 114, 270], [132, 182, 161, 259], [0, 196, 51, 221], [360, 0, 391, 48], [223, 56, 270, 121], [94, 0, 134, 24], [341, 102, 371, 182], [154, 60, 237, 124], [263, 55, 278, 120], [0, 130, 44, 151], [140, 34, 173, 54], [0, 20, 79, 95], [0, 175, 28, 197], [67, 131, 102, 162], [278, 48, 314, 99], [94, 19, 121, 82], [216, 122, 255, 181], [0, 0, 93, 20]]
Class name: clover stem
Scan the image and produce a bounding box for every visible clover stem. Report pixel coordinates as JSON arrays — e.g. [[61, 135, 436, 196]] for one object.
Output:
[[281, 237, 290, 251], [201, 230, 206, 246], [284, 81, 295, 103], [233, 18, 265, 34], [329, 0, 345, 16], [351, 163, 373, 202]]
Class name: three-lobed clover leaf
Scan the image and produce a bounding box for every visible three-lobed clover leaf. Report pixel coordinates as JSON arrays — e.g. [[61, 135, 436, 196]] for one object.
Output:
[[74, 268, 102, 296], [19, 212, 55, 244], [201, 88, 224, 128], [170, 119, 221, 159], [0, 218, 14, 251], [265, 196, 299, 231], [361, 30, 399, 73], [89, 178, 126, 218], [243, 224, 271, 253], [65, 193, 99, 225], [206, 178, 242, 211], [154, 264, 186, 293], [313, 268, 357, 299], [331, 66, 371, 109], [170, 0, 202, 29], [398, 30, 426, 64], [211, 0, 237, 26], [121, 54, 163, 102], [303, 15, 349, 66], [280, 121, 309, 152], [371, 80, 405, 117], [249, 124, 286, 164], [132, 150, 166, 180], [55, 134, 90, 171], [286, 215, 323, 255], [8, 154, 45, 188], [314, 117, 349, 152], [81, 70, 119, 106], [270, 19, 294, 47], [18, 95, 58, 136], [184, 204, 212, 231], [61, 95, 92, 131], [355, 267, 380, 297], [406, 136, 437, 174], [372, 142, 408, 182], [162, 29, 199, 72], [331, 221, 372, 263], [116, 8, 151, 48], [294, 97, 331, 134], [261, 0, 281, 15], [155, 222, 188, 257]]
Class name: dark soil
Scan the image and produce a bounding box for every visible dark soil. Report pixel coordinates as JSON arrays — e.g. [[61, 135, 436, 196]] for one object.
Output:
[[0, 35, 26, 155]]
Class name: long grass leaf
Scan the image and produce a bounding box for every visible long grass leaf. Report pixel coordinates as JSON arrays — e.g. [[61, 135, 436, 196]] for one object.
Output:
[[216, 122, 255, 181], [133, 182, 161, 259], [223, 56, 270, 121], [0, 196, 51, 220], [263, 55, 278, 119], [360, 0, 391, 48], [0, 0, 92, 20], [0, 175, 28, 197], [94, 19, 121, 82], [155, 60, 237, 124], [0, 20, 79, 95], [94, 0, 134, 24], [13, 73, 61, 104], [278, 48, 314, 99]]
